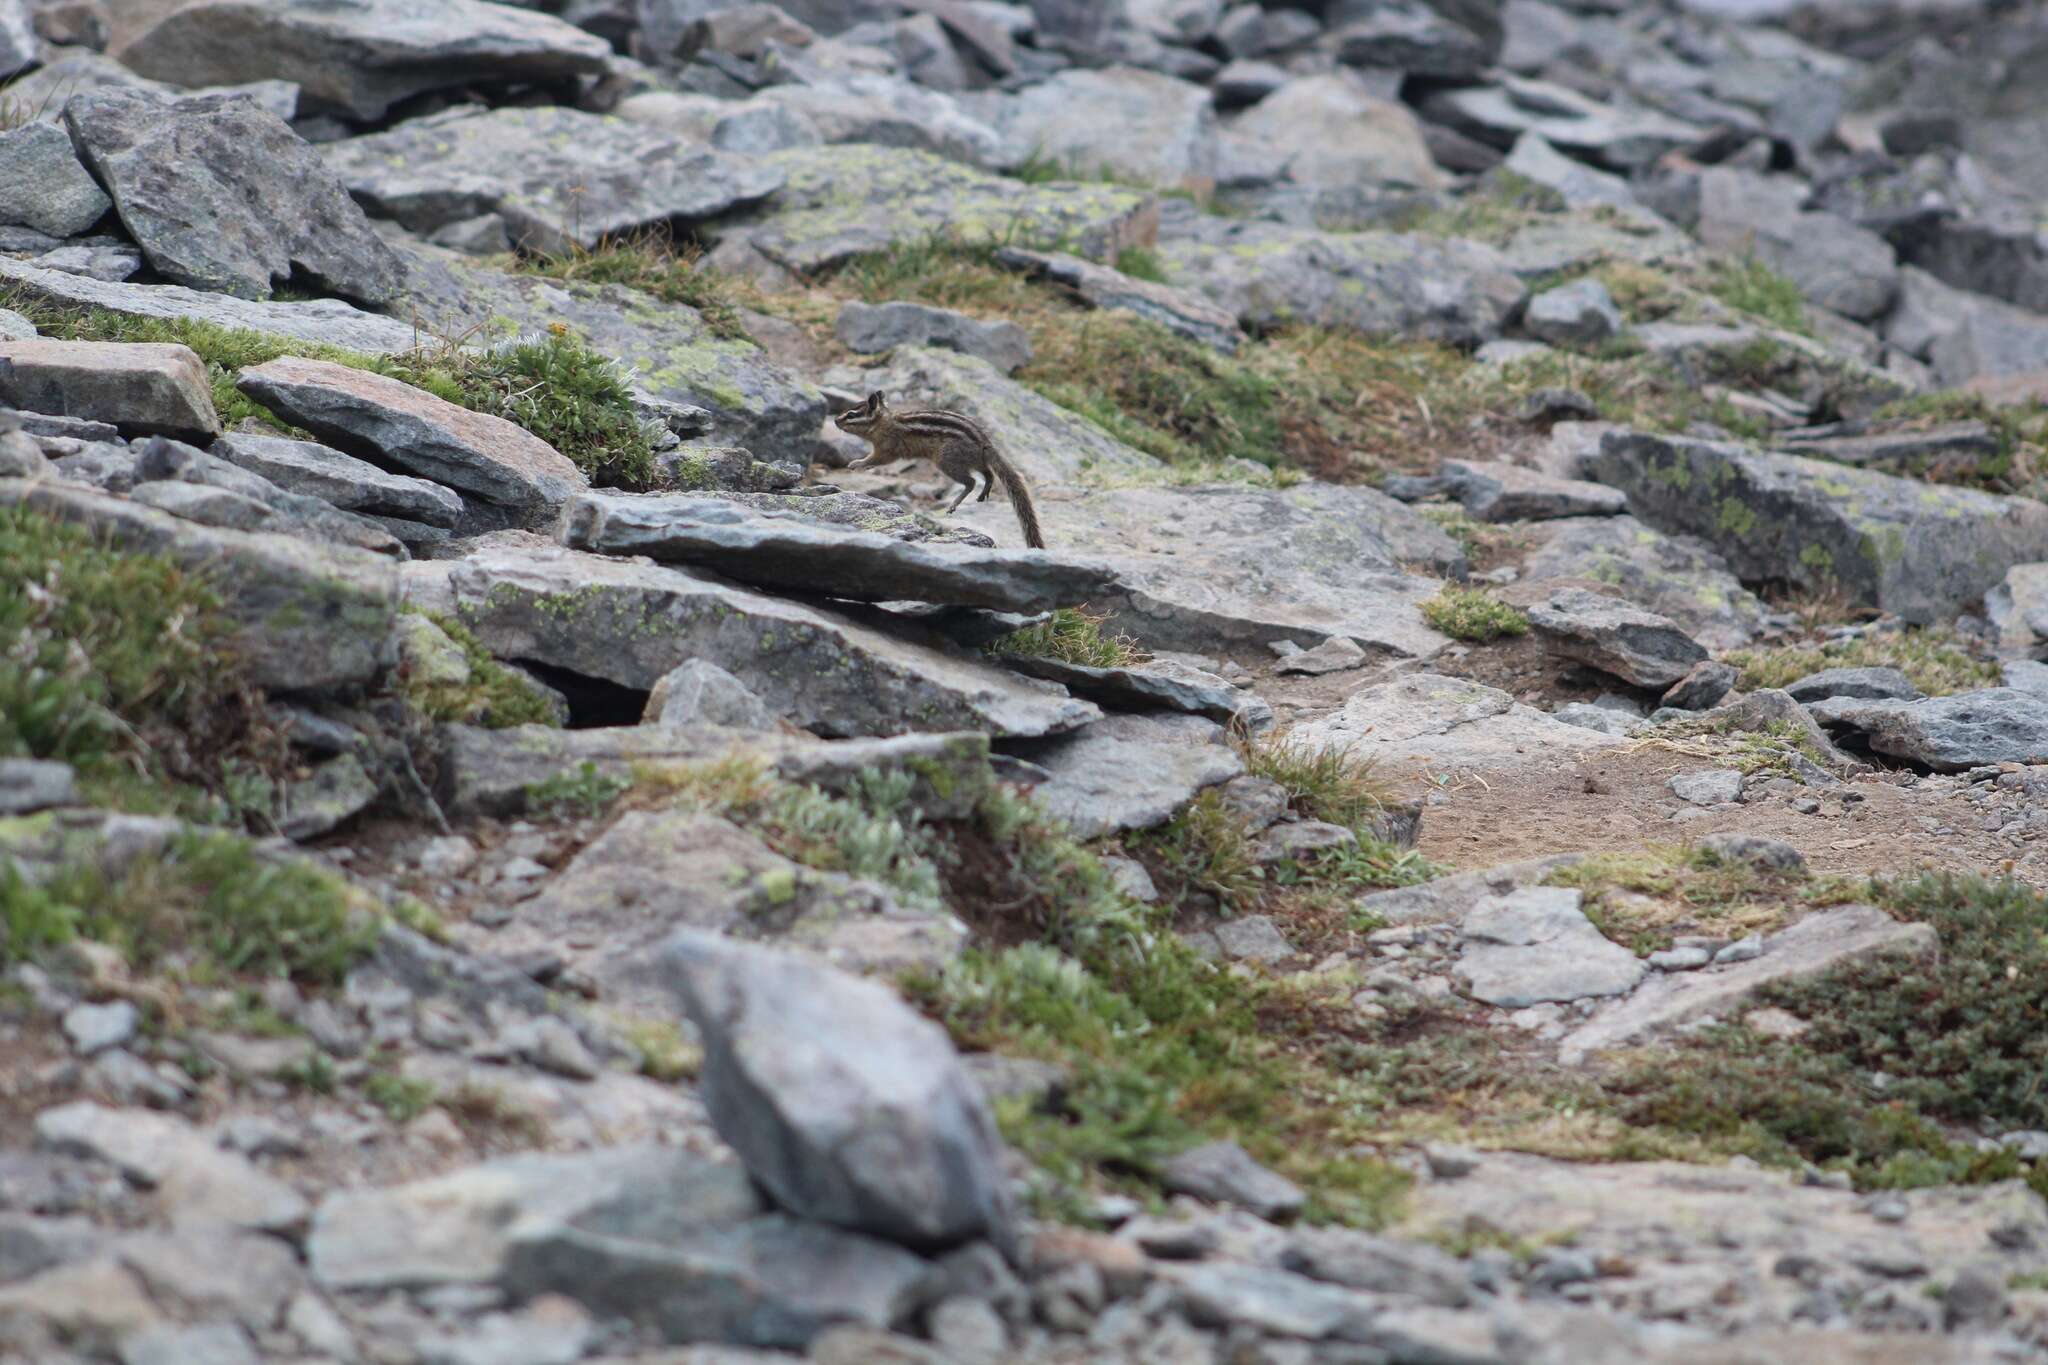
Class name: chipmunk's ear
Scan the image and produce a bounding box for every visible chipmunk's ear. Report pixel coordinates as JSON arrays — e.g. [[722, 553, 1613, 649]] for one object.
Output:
[[865, 390, 885, 413]]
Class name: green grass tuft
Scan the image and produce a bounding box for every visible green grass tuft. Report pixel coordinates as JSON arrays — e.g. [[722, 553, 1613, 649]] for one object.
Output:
[[1114, 246, 1169, 284], [364, 1071, 438, 1122], [1420, 586, 1529, 641], [990, 607, 1146, 669], [515, 236, 752, 342], [525, 762, 631, 819], [1706, 255, 1810, 336], [1721, 627, 1997, 697]]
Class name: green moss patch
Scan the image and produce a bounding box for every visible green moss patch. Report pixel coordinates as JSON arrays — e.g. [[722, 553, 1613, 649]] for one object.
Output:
[[1421, 586, 1529, 641], [990, 606, 1146, 669]]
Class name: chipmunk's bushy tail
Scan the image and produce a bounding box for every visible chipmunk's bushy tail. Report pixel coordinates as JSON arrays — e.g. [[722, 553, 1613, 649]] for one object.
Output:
[[987, 448, 1046, 549]]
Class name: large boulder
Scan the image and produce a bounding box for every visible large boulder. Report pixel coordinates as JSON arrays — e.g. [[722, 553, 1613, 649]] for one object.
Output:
[[64, 89, 406, 306], [664, 930, 1020, 1255], [1525, 587, 1708, 689], [1156, 218, 1524, 345], [1586, 429, 2048, 625], [0, 480, 397, 693], [1514, 515, 1768, 651], [1013, 711, 1246, 838], [1807, 689, 2048, 772], [987, 66, 1218, 189], [1227, 73, 1444, 191], [404, 539, 1100, 738], [563, 492, 1122, 612], [1694, 167, 1898, 323], [703, 145, 1156, 279], [116, 0, 614, 122], [324, 107, 785, 255], [0, 258, 422, 355], [237, 356, 587, 531]]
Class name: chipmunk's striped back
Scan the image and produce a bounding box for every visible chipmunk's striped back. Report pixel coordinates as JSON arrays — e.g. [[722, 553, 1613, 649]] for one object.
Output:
[[834, 391, 1046, 549]]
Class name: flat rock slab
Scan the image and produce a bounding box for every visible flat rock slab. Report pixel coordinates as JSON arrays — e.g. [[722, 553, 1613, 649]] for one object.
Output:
[[1587, 428, 2048, 625], [118, 0, 613, 123], [693, 489, 989, 545], [1784, 666, 1921, 703], [0, 257, 423, 355], [664, 930, 1019, 1255], [496, 809, 964, 1015], [563, 491, 1120, 613], [212, 430, 463, 528], [0, 479, 397, 693], [1289, 672, 1624, 778], [405, 540, 1099, 739], [1558, 905, 1937, 1063], [1453, 886, 1646, 1007], [0, 340, 218, 441], [1516, 514, 1768, 652], [704, 144, 1156, 277], [1155, 217, 1524, 346], [435, 722, 989, 821], [992, 245, 1247, 354], [1526, 586, 1708, 688], [997, 655, 1262, 727], [35, 1102, 307, 1232], [1012, 711, 1245, 838], [325, 106, 784, 255], [238, 356, 585, 529], [445, 260, 827, 459], [66, 88, 403, 306], [1439, 459, 1627, 522], [1807, 688, 2048, 772]]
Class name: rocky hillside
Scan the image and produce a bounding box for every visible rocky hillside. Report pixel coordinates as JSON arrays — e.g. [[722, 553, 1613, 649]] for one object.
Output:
[[2, 0, 2048, 1361]]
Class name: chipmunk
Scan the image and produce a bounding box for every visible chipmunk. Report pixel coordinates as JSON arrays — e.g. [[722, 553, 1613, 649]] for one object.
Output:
[[833, 391, 1046, 549]]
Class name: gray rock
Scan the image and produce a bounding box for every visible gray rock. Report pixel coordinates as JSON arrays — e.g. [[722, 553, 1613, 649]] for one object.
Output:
[[665, 929, 1019, 1254], [1330, 2, 1489, 76], [0, 340, 219, 442], [1439, 458, 1626, 522], [309, 1144, 761, 1289], [1696, 832, 1805, 872], [0, 123, 112, 238], [1713, 688, 1861, 776], [325, 106, 783, 256], [0, 257, 422, 356], [1809, 688, 2048, 772], [1784, 667, 1922, 703], [1422, 75, 1704, 170], [989, 66, 1216, 189], [1157, 217, 1524, 346], [1502, 132, 1636, 210], [1454, 887, 1647, 1007], [1524, 278, 1622, 348], [1527, 587, 1708, 688], [1927, 290, 2048, 388], [836, 301, 1030, 374], [417, 1301, 592, 1365], [443, 259, 828, 459], [116, 1226, 301, 1333], [562, 491, 1117, 612], [995, 656, 1262, 728], [212, 431, 464, 529], [118, 1322, 259, 1365], [64, 89, 404, 309], [1274, 635, 1370, 675], [119, 0, 613, 122], [704, 144, 1153, 279], [61, 1002, 138, 1057], [0, 309, 31, 341], [1297, 672, 1625, 775], [130, 435, 407, 558], [1212, 58, 1290, 107], [1226, 73, 1443, 190], [277, 754, 378, 841], [1559, 904, 1935, 1063], [0, 0, 28, 79], [1251, 820, 1357, 864], [1018, 712, 1243, 839], [1169, 1261, 1378, 1339], [33, 240, 145, 284], [644, 659, 777, 729], [991, 245, 1246, 354], [1661, 659, 1737, 710], [1695, 167, 1898, 322], [2004, 659, 2048, 697], [1986, 561, 2048, 657], [1588, 429, 2048, 626], [859, 348, 1463, 658], [0, 758, 76, 814], [0, 480, 397, 694], [1668, 768, 1743, 806], [1517, 512, 1767, 653], [87, 1051, 194, 1109], [1552, 702, 1640, 736], [1210, 914, 1299, 964], [1777, 421, 2001, 479], [239, 356, 586, 530], [1162, 1140, 1304, 1220], [34, 1103, 308, 1232], [1281, 1227, 1471, 1307], [638, 73, 1008, 169]]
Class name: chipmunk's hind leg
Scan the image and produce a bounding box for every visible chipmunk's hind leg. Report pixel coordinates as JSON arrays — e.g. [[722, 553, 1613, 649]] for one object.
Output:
[[944, 472, 975, 513], [976, 471, 995, 502]]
